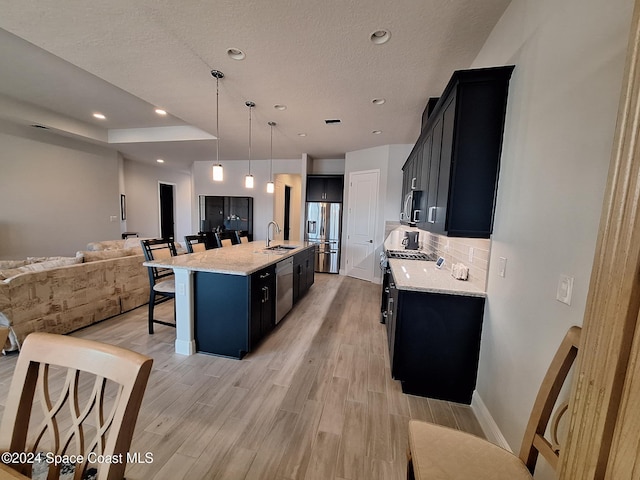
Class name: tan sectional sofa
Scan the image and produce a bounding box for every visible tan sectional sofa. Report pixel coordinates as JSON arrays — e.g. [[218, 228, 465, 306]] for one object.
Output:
[[0, 240, 150, 346]]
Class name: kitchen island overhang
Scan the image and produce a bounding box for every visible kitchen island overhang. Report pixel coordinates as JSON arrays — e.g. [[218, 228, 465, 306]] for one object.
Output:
[[143, 241, 316, 356]]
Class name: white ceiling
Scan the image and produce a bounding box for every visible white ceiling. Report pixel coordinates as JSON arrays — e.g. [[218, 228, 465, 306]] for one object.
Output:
[[0, 0, 511, 171]]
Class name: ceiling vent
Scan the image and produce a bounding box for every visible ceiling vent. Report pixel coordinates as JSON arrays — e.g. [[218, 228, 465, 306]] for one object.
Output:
[[325, 119, 341, 125], [31, 124, 49, 129]]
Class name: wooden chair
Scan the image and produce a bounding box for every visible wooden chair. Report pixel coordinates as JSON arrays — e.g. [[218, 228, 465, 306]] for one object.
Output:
[[184, 234, 207, 253], [215, 231, 236, 248], [406, 326, 581, 480], [141, 238, 177, 334], [0, 332, 153, 480]]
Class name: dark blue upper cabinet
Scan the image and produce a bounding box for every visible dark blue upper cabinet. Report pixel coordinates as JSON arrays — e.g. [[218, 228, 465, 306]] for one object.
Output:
[[409, 66, 515, 238]]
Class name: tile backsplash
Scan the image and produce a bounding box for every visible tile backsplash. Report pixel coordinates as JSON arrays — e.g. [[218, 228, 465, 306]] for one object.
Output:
[[419, 230, 490, 291], [383, 222, 490, 292]]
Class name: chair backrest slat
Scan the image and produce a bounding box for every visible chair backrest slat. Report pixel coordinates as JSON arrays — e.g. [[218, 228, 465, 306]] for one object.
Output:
[[141, 239, 177, 284], [518, 325, 581, 473], [0, 333, 152, 480], [185, 234, 207, 253]]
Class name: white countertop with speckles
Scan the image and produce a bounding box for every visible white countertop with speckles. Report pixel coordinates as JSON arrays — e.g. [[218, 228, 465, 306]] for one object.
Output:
[[144, 240, 314, 276], [389, 259, 486, 297]]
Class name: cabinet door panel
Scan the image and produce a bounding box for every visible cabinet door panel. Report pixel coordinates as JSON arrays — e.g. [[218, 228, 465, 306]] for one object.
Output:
[[394, 291, 484, 404], [434, 97, 456, 234], [324, 176, 344, 202], [306, 177, 325, 202]]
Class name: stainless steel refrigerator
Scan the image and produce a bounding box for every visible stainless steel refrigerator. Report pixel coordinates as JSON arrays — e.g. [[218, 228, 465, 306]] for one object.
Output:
[[305, 202, 342, 273]]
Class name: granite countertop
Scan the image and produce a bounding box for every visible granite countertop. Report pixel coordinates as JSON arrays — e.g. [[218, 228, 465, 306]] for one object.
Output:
[[144, 240, 313, 276], [388, 259, 486, 298]]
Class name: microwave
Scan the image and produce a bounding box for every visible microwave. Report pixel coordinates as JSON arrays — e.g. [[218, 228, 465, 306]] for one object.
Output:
[[401, 190, 422, 225]]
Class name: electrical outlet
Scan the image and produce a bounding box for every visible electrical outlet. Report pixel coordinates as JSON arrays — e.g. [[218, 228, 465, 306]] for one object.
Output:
[[109, 215, 118, 222], [178, 283, 186, 296], [468, 247, 474, 263], [556, 275, 574, 305], [498, 257, 507, 277]]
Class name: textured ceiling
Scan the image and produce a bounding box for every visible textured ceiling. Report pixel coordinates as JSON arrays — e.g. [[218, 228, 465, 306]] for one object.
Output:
[[0, 0, 511, 171]]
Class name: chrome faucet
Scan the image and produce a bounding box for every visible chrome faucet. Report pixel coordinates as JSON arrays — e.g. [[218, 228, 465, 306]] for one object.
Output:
[[266, 221, 281, 247]]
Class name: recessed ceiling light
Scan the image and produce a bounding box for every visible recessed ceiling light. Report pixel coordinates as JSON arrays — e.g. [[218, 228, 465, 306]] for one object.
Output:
[[156, 158, 165, 163], [93, 113, 106, 120], [372, 130, 382, 135], [227, 48, 246, 60], [274, 104, 287, 111], [155, 108, 167, 116], [370, 29, 391, 45], [372, 98, 386, 105], [298, 133, 307, 137]]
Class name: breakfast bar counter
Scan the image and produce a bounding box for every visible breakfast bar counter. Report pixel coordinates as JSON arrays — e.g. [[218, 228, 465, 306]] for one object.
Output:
[[144, 241, 315, 356]]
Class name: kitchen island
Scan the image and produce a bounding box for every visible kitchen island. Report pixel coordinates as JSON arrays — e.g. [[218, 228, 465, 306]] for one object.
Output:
[[144, 241, 315, 357]]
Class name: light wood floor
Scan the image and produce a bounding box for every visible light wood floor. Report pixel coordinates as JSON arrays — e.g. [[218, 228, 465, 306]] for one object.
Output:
[[0, 274, 485, 480]]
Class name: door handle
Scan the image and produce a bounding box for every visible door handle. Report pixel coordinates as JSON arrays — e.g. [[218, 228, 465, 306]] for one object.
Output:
[[369, 239, 373, 243]]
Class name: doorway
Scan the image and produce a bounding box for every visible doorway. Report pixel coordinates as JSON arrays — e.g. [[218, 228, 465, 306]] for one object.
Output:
[[284, 185, 291, 241], [159, 182, 175, 240]]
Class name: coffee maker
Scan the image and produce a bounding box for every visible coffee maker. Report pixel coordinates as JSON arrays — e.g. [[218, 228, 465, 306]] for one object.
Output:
[[402, 231, 420, 250]]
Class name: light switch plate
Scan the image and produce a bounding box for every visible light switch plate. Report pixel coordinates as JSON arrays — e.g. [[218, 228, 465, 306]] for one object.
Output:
[[556, 275, 574, 305], [498, 257, 507, 277]]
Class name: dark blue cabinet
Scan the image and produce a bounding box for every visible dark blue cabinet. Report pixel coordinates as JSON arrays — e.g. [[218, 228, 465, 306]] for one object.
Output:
[[386, 271, 485, 404], [409, 66, 514, 237]]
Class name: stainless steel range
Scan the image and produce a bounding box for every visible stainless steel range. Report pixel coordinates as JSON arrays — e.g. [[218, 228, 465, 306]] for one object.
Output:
[[386, 250, 436, 261], [380, 249, 436, 324]]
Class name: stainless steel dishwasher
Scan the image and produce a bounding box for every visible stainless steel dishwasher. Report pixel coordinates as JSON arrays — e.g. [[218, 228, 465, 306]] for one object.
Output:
[[275, 257, 294, 324]]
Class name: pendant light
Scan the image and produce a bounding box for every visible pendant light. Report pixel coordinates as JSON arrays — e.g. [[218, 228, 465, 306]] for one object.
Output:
[[267, 121, 276, 193], [245, 101, 255, 189], [211, 69, 224, 181]]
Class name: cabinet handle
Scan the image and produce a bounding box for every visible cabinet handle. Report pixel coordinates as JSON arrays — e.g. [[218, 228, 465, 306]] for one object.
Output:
[[428, 206, 437, 224], [411, 177, 417, 190], [265, 286, 269, 302], [413, 209, 421, 223], [384, 287, 389, 294], [387, 298, 394, 316], [260, 272, 270, 279]]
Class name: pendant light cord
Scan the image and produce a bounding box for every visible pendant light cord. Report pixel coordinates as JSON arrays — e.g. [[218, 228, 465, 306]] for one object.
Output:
[[246, 101, 255, 175], [269, 123, 273, 181], [215, 75, 220, 162]]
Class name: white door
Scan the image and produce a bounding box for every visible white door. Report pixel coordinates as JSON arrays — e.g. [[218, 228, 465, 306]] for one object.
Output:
[[346, 170, 379, 282]]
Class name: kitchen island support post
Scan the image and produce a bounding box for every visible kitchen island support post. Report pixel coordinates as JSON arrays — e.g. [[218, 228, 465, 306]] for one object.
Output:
[[174, 268, 196, 355]]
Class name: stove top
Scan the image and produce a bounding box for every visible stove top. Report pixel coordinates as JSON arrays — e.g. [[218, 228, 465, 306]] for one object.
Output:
[[386, 250, 436, 261]]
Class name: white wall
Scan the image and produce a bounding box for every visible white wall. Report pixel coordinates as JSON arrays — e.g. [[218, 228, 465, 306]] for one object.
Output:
[[471, 0, 634, 475], [310, 158, 345, 174], [0, 121, 121, 258], [123, 159, 192, 242], [192, 158, 302, 241], [343, 144, 413, 281]]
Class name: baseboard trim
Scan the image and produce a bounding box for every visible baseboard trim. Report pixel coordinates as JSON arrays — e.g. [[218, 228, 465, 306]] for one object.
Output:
[[471, 390, 512, 451]]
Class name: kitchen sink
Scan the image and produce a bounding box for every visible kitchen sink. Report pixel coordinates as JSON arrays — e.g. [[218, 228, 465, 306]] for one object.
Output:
[[264, 244, 298, 253]]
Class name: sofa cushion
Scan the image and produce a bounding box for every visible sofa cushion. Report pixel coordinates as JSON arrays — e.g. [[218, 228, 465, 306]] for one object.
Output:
[[0, 256, 82, 281], [85, 240, 126, 251], [78, 248, 139, 263], [124, 237, 150, 250], [0, 260, 29, 269]]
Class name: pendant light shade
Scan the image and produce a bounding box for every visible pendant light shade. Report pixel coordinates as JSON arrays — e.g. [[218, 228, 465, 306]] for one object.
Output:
[[245, 174, 254, 189], [245, 101, 255, 189], [267, 121, 276, 193], [212, 164, 223, 181], [211, 69, 224, 182]]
